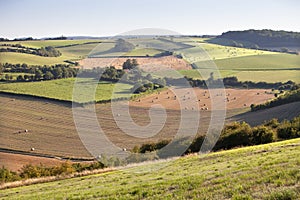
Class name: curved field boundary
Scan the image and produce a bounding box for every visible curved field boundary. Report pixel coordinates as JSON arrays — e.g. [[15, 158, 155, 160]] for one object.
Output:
[[0, 148, 94, 162], [230, 101, 300, 126]]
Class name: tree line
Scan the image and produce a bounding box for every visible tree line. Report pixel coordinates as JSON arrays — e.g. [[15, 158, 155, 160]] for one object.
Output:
[[165, 75, 296, 90], [1, 61, 296, 93], [251, 87, 300, 111], [0, 161, 105, 184], [1, 63, 77, 81], [133, 115, 300, 156], [0, 44, 61, 57]]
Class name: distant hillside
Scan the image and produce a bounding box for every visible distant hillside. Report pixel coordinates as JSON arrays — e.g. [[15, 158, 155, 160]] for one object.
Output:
[[207, 30, 300, 52]]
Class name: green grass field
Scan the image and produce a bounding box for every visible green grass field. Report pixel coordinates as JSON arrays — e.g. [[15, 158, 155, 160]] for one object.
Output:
[[58, 43, 101, 59], [124, 48, 164, 56], [0, 39, 103, 48], [0, 78, 134, 103], [212, 54, 300, 70], [0, 40, 103, 65], [180, 53, 300, 83], [176, 41, 278, 62], [0, 52, 72, 65], [178, 69, 300, 83], [1, 38, 299, 83], [0, 72, 32, 80], [1, 138, 299, 199]]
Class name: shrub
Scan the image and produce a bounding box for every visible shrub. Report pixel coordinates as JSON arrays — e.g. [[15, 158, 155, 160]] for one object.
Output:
[[264, 118, 280, 129], [277, 117, 300, 139], [251, 126, 276, 144], [215, 122, 252, 150], [0, 166, 20, 183]]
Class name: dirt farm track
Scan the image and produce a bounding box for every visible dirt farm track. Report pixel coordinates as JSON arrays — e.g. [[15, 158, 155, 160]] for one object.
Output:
[[1, 89, 299, 171]]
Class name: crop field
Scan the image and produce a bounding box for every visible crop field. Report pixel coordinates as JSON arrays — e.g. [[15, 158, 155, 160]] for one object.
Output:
[[0, 78, 134, 102], [0, 40, 103, 65], [1, 138, 299, 199], [0, 93, 213, 159], [0, 40, 103, 49], [58, 43, 101, 59], [178, 43, 278, 63], [130, 87, 275, 111], [230, 101, 300, 126], [212, 54, 300, 70], [0, 52, 71, 65], [0, 152, 64, 172], [79, 55, 191, 71], [178, 69, 300, 83], [1, 87, 297, 162]]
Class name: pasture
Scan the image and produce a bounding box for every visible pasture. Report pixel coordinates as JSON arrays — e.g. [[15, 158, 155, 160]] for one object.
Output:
[[0, 52, 70, 65], [178, 69, 300, 83], [0, 40, 103, 65], [0, 39, 103, 48], [1, 138, 299, 199], [0, 78, 134, 103]]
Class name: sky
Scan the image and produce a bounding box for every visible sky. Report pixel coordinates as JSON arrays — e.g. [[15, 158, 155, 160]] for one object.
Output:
[[0, 0, 299, 39]]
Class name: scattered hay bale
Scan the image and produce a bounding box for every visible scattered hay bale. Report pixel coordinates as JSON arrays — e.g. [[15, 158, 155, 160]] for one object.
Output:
[[24, 129, 28, 133], [31, 147, 35, 151]]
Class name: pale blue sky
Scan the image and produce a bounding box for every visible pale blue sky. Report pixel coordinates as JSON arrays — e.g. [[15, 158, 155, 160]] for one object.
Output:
[[0, 0, 299, 39]]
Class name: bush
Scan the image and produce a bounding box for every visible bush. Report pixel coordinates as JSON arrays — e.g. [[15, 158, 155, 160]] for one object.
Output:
[[215, 122, 252, 150], [0, 166, 20, 183], [277, 117, 300, 139], [251, 126, 276, 144]]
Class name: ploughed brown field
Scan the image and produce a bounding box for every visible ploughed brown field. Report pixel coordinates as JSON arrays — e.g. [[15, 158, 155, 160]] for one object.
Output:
[[1, 89, 299, 171], [0, 152, 64, 172], [79, 56, 191, 71]]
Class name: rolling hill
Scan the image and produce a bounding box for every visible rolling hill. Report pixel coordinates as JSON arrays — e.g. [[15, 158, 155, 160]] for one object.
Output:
[[1, 138, 299, 199]]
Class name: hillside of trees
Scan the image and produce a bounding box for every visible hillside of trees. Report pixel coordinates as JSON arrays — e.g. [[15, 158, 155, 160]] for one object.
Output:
[[207, 30, 300, 53], [218, 29, 300, 47]]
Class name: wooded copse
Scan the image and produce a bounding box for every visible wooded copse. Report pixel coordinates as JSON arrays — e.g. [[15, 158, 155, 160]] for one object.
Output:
[[0, 44, 61, 57]]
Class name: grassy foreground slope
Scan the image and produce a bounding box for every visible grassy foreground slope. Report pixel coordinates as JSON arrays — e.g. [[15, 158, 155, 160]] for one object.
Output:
[[2, 139, 299, 199]]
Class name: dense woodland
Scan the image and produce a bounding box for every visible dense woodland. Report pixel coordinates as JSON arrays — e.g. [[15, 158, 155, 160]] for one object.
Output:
[[219, 29, 300, 47]]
